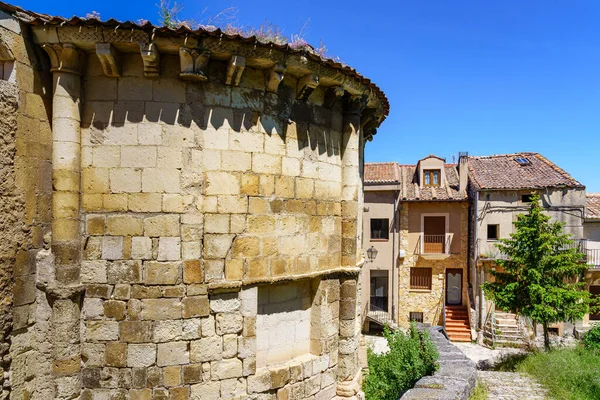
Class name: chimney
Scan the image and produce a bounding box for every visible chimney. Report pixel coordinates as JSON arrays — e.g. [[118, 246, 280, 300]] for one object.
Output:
[[458, 152, 468, 192]]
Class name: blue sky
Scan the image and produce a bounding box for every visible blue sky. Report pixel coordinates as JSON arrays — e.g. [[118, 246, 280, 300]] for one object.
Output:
[[16, 0, 600, 191]]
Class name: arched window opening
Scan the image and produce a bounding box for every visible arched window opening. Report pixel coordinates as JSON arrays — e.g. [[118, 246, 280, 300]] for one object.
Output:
[[0, 42, 15, 81]]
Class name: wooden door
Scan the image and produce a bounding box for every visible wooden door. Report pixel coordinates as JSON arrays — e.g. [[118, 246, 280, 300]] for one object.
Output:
[[590, 286, 600, 321], [446, 269, 462, 305]]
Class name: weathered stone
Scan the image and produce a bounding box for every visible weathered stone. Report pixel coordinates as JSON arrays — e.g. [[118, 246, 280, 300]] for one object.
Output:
[[216, 312, 243, 335], [127, 344, 156, 367], [157, 342, 189, 366], [190, 336, 222, 363]]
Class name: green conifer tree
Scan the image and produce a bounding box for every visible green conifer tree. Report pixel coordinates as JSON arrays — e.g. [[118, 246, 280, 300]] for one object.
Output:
[[483, 193, 589, 350]]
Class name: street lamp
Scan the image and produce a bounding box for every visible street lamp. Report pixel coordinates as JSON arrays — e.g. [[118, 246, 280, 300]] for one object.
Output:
[[366, 246, 378, 262]]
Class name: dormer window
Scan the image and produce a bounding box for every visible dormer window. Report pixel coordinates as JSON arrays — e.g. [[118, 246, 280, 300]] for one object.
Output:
[[424, 169, 441, 187]]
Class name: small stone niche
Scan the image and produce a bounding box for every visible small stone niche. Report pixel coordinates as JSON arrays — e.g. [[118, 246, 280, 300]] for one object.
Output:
[[256, 280, 315, 368]]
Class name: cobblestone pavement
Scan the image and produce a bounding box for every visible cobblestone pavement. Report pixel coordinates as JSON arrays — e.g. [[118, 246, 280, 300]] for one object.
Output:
[[478, 371, 548, 400]]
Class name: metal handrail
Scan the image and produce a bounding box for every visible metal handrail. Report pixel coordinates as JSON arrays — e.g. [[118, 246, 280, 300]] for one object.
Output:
[[366, 302, 395, 327]]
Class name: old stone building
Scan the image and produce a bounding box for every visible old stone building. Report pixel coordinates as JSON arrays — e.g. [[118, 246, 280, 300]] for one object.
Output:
[[0, 2, 388, 399], [361, 155, 471, 342]]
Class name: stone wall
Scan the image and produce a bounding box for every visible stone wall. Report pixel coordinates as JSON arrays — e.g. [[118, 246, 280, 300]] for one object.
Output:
[[0, 12, 54, 400], [0, 6, 389, 397]]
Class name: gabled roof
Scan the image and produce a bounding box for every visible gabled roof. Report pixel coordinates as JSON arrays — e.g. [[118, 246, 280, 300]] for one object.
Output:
[[586, 194, 600, 220], [400, 164, 467, 201], [468, 152, 583, 191], [364, 163, 400, 184]]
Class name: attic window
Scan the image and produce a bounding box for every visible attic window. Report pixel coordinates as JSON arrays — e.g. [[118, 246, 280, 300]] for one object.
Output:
[[423, 170, 441, 187], [515, 157, 531, 166]]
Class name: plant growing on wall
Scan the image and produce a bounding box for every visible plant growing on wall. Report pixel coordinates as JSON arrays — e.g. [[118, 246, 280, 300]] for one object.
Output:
[[483, 193, 590, 350]]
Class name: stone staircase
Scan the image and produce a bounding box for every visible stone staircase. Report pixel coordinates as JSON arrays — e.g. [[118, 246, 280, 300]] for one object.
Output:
[[366, 304, 398, 330], [484, 311, 527, 347], [444, 306, 471, 342]]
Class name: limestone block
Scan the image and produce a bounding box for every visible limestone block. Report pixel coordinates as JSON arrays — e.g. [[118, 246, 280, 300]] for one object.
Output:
[[104, 300, 127, 320], [157, 237, 181, 261], [252, 153, 281, 175], [110, 168, 142, 193], [82, 298, 104, 320], [183, 364, 202, 384], [81, 260, 108, 284], [131, 236, 153, 260], [204, 260, 224, 282], [118, 77, 153, 101], [203, 127, 229, 150], [248, 198, 268, 214], [183, 296, 210, 318], [205, 172, 240, 195], [120, 321, 152, 344], [220, 377, 246, 398], [190, 336, 222, 363], [82, 168, 110, 194], [247, 215, 275, 233], [247, 369, 271, 394], [163, 365, 182, 387], [107, 215, 143, 236], [87, 215, 106, 235], [162, 194, 185, 213], [259, 175, 275, 196], [222, 334, 238, 359], [230, 131, 263, 153], [238, 337, 256, 360], [190, 381, 220, 400], [202, 149, 221, 171], [114, 284, 131, 300], [141, 299, 181, 320], [86, 321, 119, 341], [204, 234, 235, 259], [218, 195, 248, 214], [152, 320, 183, 342], [138, 124, 163, 145], [183, 260, 204, 283], [205, 214, 229, 234], [231, 236, 260, 258], [127, 344, 156, 367], [211, 358, 243, 380], [182, 241, 202, 260], [129, 193, 162, 212], [82, 343, 106, 367], [92, 146, 121, 168], [121, 146, 157, 168], [221, 151, 251, 171], [104, 193, 129, 211], [102, 236, 124, 260], [144, 215, 180, 237], [216, 312, 243, 335], [210, 293, 241, 313], [282, 157, 301, 177], [107, 260, 142, 283], [157, 342, 189, 366], [140, 168, 181, 193], [106, 343, 127, 367], [145, 261, 181, 285]]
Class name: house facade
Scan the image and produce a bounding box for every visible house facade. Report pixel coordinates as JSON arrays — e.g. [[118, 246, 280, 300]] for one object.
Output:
[[362, 155, 471, 341], [584, 194, 600, 324], [468, 153, 587, 341], [0, 2, 389, 399]]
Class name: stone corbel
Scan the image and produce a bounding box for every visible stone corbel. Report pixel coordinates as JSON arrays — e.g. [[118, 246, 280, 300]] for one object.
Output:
[[324, 86, 344, 109], [361, 106, 384, 138], [139, 42, 160, 78], [179, 47, 210, 82], [41, 43, 83, 75], [95, 43, 121, 78], [265, 64, 286, 93], [343, 94, 369, 116], [225, 55, 246, 86], [297, 73, 319, 102]]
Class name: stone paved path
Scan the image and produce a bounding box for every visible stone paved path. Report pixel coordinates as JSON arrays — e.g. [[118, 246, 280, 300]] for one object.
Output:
[[478, 370, 548, 400]]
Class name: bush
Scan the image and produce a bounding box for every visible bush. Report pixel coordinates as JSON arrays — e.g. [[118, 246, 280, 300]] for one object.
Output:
[[583, 324, 600, 351], [363, 323, 439, 400]]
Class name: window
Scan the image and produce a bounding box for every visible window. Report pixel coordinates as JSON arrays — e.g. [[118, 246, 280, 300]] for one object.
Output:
[[409, 312, 424, 323], [423, 169, 441, 187], [521, 194, 534, 203], [410, 268, 432, 290], [370, 271, 389, 312], [370, 218, 389, 240], [515, 157, 531, 166], [487, 224, 499, 240]]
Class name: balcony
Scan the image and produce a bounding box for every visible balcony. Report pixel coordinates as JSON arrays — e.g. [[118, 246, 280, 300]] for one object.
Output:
[[416, 234, 452, 259], [586, 249, 600, 269]]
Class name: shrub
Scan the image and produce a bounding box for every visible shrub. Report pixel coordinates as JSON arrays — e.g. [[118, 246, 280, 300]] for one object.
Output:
[[363, 323, 438, 400], [583, 324, 600, 351]]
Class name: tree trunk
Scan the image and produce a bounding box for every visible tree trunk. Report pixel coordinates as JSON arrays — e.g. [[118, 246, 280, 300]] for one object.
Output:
[[543, 322, 551, 351]]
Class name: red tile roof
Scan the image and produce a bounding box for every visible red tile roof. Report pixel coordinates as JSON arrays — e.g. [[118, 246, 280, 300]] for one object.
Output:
[[364, 163, 400, 184], [400, 164, 467, 201], [586, 194, 600, 220], [468, 153, 583, 190]]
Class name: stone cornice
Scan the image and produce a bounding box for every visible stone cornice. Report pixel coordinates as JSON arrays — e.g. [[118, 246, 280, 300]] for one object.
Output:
[[30, 24, 388, 132]]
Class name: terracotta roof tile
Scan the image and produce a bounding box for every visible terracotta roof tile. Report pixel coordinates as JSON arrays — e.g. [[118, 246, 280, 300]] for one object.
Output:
[[400, 165, 467, 201], [364, 163, 400, 184], [468, 152, 583, 190], [586, 194, 600, 220]]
